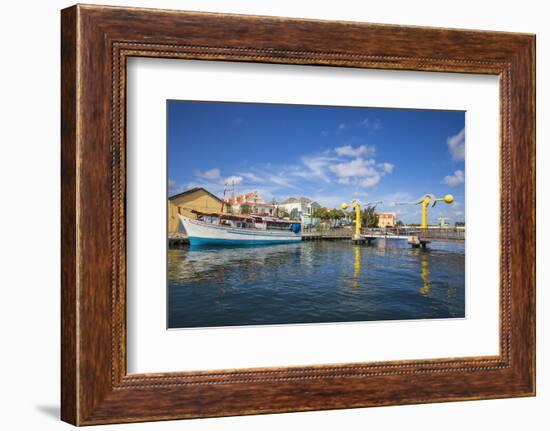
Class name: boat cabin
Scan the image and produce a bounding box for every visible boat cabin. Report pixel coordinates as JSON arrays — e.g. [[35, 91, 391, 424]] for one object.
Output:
[[191, 210, 301, 232]]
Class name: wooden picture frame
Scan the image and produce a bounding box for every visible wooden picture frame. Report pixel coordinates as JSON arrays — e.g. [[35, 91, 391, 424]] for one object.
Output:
[[61, 4, 535, 425]]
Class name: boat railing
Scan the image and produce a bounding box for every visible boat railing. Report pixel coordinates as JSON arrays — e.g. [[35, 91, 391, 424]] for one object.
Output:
[[197, 216, 299, 232]]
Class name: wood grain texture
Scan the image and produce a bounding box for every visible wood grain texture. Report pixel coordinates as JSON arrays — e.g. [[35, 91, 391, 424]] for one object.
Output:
[[60, 4, 536, 425], [60, 5, 78, 425]]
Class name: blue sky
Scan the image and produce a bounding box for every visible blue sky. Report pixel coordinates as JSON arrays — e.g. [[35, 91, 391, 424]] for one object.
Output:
[[168, 100, 465, 224]]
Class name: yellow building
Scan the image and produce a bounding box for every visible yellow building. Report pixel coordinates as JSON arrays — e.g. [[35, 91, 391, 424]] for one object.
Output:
[[168, 187, 225, 234], [376, 212, 397, 228]]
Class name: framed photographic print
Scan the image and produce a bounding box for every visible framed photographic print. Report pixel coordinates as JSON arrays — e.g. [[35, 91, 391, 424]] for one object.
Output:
[[61, 4, 535, 425]]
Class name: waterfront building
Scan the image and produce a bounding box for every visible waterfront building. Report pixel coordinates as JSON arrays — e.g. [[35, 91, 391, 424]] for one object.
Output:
[[249, 201, 276, 215], [376, 212, 397, 228], [226, 191, 276, 216], [227, 191, 258, 206], [278, 197, 321, 220], [168, 187, 225, 233]]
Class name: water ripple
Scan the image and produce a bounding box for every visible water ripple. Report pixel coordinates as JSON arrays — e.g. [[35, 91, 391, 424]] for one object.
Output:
[[168, 240, 465, 328]]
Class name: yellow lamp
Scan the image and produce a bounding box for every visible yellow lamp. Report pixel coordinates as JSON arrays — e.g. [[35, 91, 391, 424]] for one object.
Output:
[[443, 194, 454, 204], [341, 203, 348, 210]]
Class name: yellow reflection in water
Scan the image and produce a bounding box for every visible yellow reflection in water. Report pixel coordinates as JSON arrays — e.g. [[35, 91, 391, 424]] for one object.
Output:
[[352, 246, 362, 289], [420, 253, 431, 295]]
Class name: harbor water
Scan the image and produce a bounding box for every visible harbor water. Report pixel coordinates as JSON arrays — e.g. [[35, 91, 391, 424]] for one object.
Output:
[[168, 240, 465, 329]]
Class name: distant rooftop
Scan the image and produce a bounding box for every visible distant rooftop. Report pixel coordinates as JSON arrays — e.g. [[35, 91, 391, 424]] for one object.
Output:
[[168, 187, 222, 202]]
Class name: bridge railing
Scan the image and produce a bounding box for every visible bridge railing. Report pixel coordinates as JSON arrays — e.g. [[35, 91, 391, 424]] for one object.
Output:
[[422, 228, 465, 241], [362, 227, 465, 241], [302, 226, 353, 237], [302, 226, 465, 241]]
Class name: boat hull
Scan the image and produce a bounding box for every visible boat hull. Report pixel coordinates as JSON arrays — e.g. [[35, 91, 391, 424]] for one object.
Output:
[[188, 237, 300, 246], [178, 215, 301, 246]]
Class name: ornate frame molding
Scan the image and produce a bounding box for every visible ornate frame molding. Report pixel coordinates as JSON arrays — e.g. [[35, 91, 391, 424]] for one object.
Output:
[[61, 5, 534, 425]]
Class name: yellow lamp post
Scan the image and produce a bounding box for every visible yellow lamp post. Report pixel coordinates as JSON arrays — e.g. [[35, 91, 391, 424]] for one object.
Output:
[[341, 199, 362, 239], [400, 194, 454, 231], [341, 199, 382, 240]]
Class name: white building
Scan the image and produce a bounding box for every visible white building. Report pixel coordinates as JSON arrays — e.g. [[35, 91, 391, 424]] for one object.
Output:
[[226, 191, 276, 216], [278, 197, 321, 220]]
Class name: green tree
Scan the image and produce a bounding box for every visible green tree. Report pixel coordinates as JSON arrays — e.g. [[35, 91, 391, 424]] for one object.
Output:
[[312, 207, 330, 221], [395, 220, 404, 227], [361, 205, 379, 228], [312, 207, 347, 227], [328, 208, 346, 225], [240, 203, 251, 215], [333, 209, 346, 219], [278, 209, 289, 218]]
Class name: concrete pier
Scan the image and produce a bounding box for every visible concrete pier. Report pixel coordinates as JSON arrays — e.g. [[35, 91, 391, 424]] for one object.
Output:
[[168, 233, 188, 247], [407, 236, 431, 248]]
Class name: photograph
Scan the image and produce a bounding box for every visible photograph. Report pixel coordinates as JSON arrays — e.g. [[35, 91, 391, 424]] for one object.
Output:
[[167, 100, 466, 329]]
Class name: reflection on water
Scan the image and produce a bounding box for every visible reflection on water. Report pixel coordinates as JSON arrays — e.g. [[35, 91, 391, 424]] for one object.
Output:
[[420, 253, 431, 295], [168, 240, 465, 328], [353, 246, 362, 289]]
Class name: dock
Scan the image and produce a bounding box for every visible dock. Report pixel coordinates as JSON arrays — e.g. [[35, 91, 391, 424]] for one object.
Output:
[[168, 227, 464, 248], [301, 227, 353, 241]]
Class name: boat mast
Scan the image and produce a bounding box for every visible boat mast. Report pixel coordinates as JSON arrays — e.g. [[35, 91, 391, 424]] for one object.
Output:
[[221, 181, 227, 213]]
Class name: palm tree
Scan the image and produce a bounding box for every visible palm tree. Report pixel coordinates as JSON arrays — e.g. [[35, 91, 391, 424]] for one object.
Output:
[[278, 209, 290, 218], [240, 203, 251, 215], [361, 205, 379, 228]]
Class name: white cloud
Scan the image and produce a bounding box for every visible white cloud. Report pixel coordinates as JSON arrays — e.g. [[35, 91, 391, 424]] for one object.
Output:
[[329, 158, 376, 178], [268, 175, 297, 189], [224, 175, 243, 186], [358, 173, 381, 188], [301, 155, 336, 183], [168, 178, 186, 196], [378, 192, 415, 208], [443, 170, 465, 187], [379, 162, 394, 174], [328, 157, 391, 189], [447, 128, 465, 161], [238, 172, 263, 183], [334, 144, 376, 157], [337, 123, 347, 131], [360, 118, 382, 130], [194, 168, 221, 180]]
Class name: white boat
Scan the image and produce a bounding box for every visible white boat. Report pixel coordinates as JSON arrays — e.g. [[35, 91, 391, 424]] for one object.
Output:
[[178, 211, 302, 246]]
